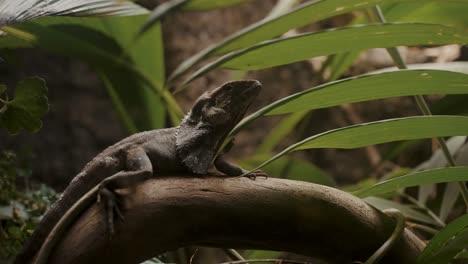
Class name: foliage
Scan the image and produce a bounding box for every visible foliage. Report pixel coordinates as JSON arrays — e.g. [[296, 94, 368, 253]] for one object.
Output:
[[0, 77, 48, 134], [0, 151, 58, 260], [140, 0, 468, 262], [2, 0, 468, 263], [0, 151, 17, 204]]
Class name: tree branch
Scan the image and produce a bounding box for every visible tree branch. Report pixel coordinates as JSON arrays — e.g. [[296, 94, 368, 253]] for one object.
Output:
[[44, 176, 425, 264]]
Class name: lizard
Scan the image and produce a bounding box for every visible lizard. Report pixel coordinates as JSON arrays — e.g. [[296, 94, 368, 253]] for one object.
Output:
[[14, 79, 264, 264]]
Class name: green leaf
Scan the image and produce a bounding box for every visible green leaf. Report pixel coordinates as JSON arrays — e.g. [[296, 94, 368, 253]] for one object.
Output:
[[272, 70, 468, 115], [385, 2, 468, 28], [0, 77, 48, 134], [169, 0, 465, 81], [353, 167, 468, 198], [5, 16, 181, 129], [232, 69, 468, 135], [97, 16, 168, 129], [364, 196, 436, 225], [184, 23, 468, 83], [419, 214, 468, 263], [223, 23, 467, 70], [0, 0, 148, 27], [250, 116, 468, 172]]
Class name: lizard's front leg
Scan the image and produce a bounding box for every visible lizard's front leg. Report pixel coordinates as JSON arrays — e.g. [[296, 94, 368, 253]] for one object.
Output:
[[97, 147, 153, 235], [214, 154, 267, 180]]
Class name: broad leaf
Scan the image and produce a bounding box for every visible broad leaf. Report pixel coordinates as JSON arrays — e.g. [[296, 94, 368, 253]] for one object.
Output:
[[0, 0, 147, 27], [2, 17, 182, 129], [249, 116, 468, 172], [353, 167, 468, 198], [0, 77, 48, 134]]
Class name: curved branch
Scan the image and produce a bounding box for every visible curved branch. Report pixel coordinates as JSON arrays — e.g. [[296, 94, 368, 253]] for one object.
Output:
[[43, 176, 425, 264]]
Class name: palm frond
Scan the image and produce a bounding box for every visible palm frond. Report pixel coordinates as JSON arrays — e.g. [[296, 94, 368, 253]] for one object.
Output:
[[0, 0, 148, 27]]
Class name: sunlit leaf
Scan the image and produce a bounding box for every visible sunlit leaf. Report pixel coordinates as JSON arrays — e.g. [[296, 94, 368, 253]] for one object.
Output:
[[0, 0, 147, 27], [184, 23, 468, 84], [169, 0, 466, 82], [232, 69, 468, 135], [385, 2, 468, 28], [353, 167, 468, 198], [249, 116, 468, 172]]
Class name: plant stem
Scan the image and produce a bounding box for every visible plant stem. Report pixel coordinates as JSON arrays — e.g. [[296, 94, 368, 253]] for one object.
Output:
[[371, 5, 468, 208], [406, 222, 439, 235], [1, 26, 36, 42], [364, 209, 406, 264], [399, 191, 446, 228]]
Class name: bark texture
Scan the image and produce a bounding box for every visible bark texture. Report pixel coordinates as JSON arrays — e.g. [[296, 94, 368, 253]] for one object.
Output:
[[45, 176, 425, 264]]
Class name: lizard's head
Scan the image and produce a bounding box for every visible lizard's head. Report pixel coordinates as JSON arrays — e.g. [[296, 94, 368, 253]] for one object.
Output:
[[176, 80, 261, 174], [191, 79, 261, 128]]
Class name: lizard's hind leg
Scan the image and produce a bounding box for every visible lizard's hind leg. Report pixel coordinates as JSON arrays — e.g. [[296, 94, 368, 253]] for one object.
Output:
[[97, 147, 153, 235]]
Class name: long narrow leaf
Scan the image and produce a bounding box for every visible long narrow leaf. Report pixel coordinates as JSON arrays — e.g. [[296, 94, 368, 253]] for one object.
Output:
[[231, 69, 468, 135], [385, 2, 468, 28], [353, 167, 468, 198], [418, 214, 468, 263], [249, 116, 468, 172], [169, 0, 467, 82], [183, 23, 468, 84]]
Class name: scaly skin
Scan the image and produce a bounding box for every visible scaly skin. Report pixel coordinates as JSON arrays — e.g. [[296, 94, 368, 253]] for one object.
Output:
[[15, 80, 264, 264]]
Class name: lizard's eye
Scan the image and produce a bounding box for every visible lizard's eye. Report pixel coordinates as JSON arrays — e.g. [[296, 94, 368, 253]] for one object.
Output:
[[205, 107, 230, 125]]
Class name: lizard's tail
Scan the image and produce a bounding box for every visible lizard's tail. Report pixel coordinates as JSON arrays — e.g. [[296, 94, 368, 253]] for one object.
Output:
[[14, 173, 92, 264]]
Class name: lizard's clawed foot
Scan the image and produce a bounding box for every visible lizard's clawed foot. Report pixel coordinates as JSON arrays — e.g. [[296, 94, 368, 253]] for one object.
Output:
[[98, 188, 124, 237], [241, 170, 268, 180]]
